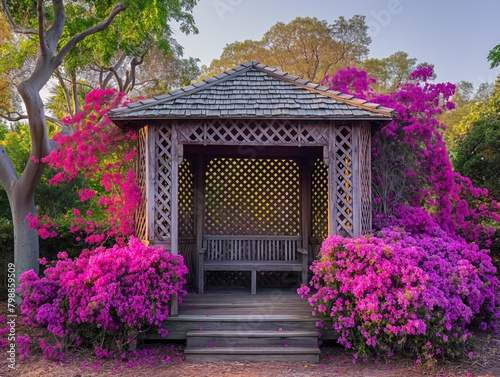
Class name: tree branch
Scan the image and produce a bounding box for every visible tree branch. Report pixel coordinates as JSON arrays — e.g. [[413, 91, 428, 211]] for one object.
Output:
[[46, 0, 66, 52], [55, 68, 73, 116], [0, 145, 19, 196], [37, 0, 48, 57], [71, 71, 79, 113], [99, 53, 126, 88], [45, 115, 63, 127], [109, 66, 124, 92], [0, 112, 28, 122], [1, 0, 38, 34], [124, 55, 144, 93], [54, 2, 126, 68]]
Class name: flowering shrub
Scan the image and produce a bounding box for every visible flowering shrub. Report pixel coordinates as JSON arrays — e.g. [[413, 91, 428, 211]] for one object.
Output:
[[27, 88, 141, 246], [18, 237, 187, 355], [323, 67, 500, 249], [299, 210, 500, 365]]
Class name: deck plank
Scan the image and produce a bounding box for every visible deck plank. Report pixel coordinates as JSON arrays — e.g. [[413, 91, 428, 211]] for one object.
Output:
[[143, 289, 335, 341]]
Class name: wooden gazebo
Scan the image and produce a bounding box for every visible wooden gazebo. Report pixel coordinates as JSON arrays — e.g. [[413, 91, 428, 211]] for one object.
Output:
[[109, 61, 393, 306]]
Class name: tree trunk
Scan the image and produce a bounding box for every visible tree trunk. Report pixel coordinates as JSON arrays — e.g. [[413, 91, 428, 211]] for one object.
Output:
[[11, 189, 39, 286]]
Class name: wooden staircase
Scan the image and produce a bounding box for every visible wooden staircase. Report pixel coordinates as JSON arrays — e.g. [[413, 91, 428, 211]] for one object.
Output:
[[184, 320, 320, 362], [148, 289, 324, 362]]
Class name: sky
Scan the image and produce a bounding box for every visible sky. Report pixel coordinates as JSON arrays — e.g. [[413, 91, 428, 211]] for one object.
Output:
[[173, 0, 500, 88]]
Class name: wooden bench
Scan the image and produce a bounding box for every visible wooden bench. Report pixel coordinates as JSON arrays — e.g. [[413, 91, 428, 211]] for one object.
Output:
[[198, 235, 308, 294]]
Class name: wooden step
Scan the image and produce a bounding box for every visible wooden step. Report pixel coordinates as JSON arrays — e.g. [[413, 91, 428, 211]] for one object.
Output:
[[150, 316, 317, 339], [168, 314, 316, 322], [184, 346, 320, 362], [186, 329, 318, 347]]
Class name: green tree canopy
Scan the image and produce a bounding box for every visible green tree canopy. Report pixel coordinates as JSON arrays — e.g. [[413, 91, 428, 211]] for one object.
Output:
[[202, 15, 371, 83], [487, 44, 500, 68], [1, 0, 199, 119], [453, 88, 500, 199], [362, 51, 419, 93]]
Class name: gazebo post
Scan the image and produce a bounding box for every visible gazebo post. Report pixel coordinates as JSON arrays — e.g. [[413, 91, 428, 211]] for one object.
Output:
[[194, 153, 205, 291], [352, 124, 362, 237], [170, 122, 180, 316], [146, 125, 156, 244], [300, 157, 312, 263], [326, 124, 337, 236]]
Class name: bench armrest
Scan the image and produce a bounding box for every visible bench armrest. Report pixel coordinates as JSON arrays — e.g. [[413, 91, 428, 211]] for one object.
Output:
[[297, 248, 308, 256], [297, 248, 309, 286], [198, 248, 207, 294]]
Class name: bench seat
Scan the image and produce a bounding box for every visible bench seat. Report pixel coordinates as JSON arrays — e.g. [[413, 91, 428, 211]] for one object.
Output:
[[198, 235, 308, 294]]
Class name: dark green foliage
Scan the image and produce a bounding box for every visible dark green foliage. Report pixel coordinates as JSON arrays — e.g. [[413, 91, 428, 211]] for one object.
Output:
[[453, 118, 500, 199]]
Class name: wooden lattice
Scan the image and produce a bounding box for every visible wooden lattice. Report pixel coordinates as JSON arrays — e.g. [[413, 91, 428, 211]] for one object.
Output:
[[335, 125, 354, 237], [311, 158, 328, 239], [177, 119, 329, 146], [206, 271, 299, 289], [155, 126, 173, 240], [204, 158, 301, 236], [135, 126, 148, 240], [359, 123, 372, 234], [178, 158, 195, 238]]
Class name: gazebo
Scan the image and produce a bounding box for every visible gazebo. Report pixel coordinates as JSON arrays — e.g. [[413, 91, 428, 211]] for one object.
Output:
[[109, 61, 393, 309]]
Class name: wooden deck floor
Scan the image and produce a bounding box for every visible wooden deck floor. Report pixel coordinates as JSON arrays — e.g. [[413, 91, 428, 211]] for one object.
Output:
[[178, 287, 313, 317], [149, 288, 332, 340]]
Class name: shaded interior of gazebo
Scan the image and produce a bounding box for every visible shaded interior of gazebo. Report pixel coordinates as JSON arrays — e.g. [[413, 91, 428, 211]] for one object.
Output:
[[109, 62, 393, 300], [134, 118, 373, 289]]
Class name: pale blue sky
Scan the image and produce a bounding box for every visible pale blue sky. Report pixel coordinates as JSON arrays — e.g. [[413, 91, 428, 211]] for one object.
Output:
[[174, 0, 500, 87]]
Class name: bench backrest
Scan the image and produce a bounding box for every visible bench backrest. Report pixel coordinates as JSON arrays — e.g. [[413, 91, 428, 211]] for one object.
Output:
[[202, 235, 301, 261]]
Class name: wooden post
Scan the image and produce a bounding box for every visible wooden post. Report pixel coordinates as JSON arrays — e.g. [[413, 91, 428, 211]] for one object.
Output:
[[300, 157, 312, 265], [194, 153, 205, 292], [351, 124, 362, 237], [170, 122, 179, 316], [362, 121, 373, 234], [146, 125, 156, 244], [326, 123, 337, 235]]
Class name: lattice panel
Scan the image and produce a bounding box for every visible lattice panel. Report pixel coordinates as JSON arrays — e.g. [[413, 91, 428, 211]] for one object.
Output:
[[204, 158, 301, 236], [359, 123, 372, 234], [311, 158, 329, 239], [206, 271, 299, 289], [155, 126, 173, 240], [178, 158, 195, 238], [177, 119, 329, 146], [135, 126, 148, 240], [335, 126, 354, 237]]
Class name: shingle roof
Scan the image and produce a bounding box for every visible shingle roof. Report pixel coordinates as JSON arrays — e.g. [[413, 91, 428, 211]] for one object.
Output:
[[109, 61, 394, 122]]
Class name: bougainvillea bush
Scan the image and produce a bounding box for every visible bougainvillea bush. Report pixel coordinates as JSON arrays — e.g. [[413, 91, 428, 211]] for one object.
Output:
[[27, 88, 141, 248], [18, 237, 187, 358], [298, 66, 500, 366], [299, 208, 500, 365], [323, 66, 500, 249]]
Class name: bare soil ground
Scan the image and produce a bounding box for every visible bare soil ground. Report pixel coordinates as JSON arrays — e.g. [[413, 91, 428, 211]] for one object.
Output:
[[1, 302, 499, 377]]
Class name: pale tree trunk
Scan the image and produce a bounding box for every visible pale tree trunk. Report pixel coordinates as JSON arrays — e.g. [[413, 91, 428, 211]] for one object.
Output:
[[0, 146, 41, 299], [11, 192, 39, 280], [12, 85, 51, 285]]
